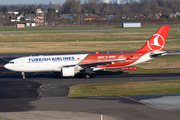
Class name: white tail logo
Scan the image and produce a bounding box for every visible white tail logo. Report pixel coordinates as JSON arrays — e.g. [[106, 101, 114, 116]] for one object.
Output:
[[151, 35, 161, 46], [147, 34, 164, 51]]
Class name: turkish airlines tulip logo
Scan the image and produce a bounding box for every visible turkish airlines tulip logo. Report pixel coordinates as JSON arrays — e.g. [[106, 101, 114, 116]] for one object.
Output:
[[148, 34, 164, 51], [118, 55, 125, 63], [118, 55, 125, 59]]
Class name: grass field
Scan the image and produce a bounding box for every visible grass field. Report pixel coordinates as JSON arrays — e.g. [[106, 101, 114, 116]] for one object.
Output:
[[0, 26, 121, 31], [0, 29, 180, 53], [68, 80, 180, 97], [134, 55, 180, 69]]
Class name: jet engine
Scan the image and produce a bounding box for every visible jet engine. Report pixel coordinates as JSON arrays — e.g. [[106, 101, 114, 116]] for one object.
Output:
[[61, 67, 75, 77]]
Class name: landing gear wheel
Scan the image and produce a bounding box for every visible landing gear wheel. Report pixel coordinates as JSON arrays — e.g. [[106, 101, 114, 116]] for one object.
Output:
[[22, 72, 25, 79], [91, 74, 95, 78], [80, 73, 86, 78], [80, 73, 96, 78], [85, 74, 90, 78]]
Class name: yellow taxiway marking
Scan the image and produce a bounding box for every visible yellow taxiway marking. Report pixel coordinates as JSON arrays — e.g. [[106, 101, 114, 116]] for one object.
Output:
[[33, 72, 39, 75], [0, 57, 9, 62]]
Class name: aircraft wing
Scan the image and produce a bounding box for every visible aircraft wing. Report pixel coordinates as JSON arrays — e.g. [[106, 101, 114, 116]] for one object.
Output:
[[63, 58, 125, 68], [77, 59, 125, 68]]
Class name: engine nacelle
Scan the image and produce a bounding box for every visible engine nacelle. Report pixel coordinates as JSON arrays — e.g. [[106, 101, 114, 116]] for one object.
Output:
[[61, 67, 75, 77]]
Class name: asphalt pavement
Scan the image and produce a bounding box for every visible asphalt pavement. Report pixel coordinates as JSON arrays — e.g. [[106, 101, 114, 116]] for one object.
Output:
[[0, 53, 180, 120], [0, 69, 180, 120]]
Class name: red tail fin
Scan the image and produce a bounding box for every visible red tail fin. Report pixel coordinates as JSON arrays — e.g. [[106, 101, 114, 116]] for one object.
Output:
[[135, 26, 170, 52]]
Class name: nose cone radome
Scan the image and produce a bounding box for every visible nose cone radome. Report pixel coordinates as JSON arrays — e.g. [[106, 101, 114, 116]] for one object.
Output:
[[4, 64, 9, 70], [4, 63, 15, 71]]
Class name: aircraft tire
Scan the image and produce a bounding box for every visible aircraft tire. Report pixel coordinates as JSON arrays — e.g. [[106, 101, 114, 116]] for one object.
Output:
[[91, 74, 95, 78], [85, 74, 90, 78]]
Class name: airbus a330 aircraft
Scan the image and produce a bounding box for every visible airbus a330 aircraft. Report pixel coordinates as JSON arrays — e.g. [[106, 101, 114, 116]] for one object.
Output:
[[4, 26, 170, 78]]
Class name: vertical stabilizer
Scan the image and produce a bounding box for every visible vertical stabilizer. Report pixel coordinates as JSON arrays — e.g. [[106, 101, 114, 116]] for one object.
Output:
[[135, 26, 170, 52]]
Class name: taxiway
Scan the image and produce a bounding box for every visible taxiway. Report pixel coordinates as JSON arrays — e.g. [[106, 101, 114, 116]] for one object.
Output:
[[0, 69, 180, 120], [0, 54, 180, 120]]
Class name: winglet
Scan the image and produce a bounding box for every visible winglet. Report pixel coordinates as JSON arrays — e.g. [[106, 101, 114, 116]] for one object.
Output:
[[134, 26, 170, 52]]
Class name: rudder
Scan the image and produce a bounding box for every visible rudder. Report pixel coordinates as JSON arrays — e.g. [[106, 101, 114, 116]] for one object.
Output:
[[135, 26, 170, 52]]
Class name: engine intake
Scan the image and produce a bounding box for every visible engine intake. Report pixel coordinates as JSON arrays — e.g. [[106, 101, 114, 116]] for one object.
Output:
[[61, 67, 75, 77]]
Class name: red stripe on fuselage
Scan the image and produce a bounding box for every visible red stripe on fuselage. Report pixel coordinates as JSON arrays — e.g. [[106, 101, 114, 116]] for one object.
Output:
[[78, 52, 146, 68]]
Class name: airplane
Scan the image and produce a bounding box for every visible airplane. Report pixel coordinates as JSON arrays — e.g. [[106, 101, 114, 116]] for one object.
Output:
[[4, 26, 170, 79]]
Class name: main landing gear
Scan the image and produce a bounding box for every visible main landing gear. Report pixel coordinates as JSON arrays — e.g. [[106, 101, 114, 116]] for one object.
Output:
[[80, 73, 95, 78], [80, 68, 95, 78]]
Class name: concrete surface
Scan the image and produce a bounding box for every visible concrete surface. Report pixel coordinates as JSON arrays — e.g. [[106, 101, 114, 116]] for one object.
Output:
[[0, 111, 116, 120]]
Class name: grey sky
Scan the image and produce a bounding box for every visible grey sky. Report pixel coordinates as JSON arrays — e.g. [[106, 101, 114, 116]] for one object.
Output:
[[1, 0, 118, 5], [1, 0, 66, 5]]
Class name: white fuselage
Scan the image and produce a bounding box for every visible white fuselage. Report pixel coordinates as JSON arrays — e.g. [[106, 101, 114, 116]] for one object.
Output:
[[4, 52, 155, 73], [4, 54, 88, 72]]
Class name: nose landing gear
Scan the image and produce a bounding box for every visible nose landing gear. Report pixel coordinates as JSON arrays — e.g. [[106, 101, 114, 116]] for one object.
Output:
[[22, 72, 25, 79]]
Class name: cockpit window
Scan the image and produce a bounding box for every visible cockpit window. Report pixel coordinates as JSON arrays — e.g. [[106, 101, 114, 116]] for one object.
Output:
[[9, 62, 14, 64]]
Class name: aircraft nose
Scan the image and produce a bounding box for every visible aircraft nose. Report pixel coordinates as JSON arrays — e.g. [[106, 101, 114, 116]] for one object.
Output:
[[4, 64, 8, 69], [4, 64, 11, 70]]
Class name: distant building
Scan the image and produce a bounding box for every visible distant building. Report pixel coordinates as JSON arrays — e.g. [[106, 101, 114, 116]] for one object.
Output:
[[169, 12, 180, 18], [122, 22, 141, 28], [174, 12, 180, 18], [120, 0, 140, 4], [117, 0, 120, 4], [148, 12, 162, 19], [17, 14, 24, 21], [60, 0, 62, 7], [102, 0, 110, 4], [13, 12, 19, 15], [121, 14, 126, 19], [25, 14, 35, 21], [64, 16, 73, 19], [103, 15, 115, 20], [0, 13, 5, 21], [84, 15, 100, 21], [139, 13, 148, 19], [35, 9, 44, 26], [7, 11, 13, 15], [169, 13, 175, 18]]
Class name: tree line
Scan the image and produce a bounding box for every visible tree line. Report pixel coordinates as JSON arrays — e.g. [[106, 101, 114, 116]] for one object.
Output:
[[61, 0, 180, 18], [1, 0, 180, 26]]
